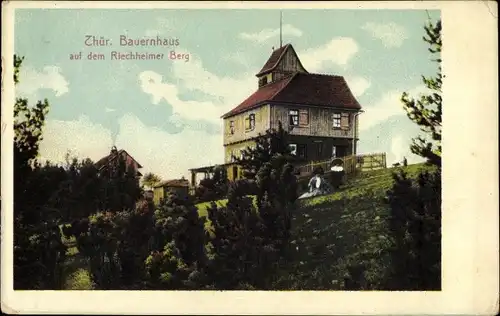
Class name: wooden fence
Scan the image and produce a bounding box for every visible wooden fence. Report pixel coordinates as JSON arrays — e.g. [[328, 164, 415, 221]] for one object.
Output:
[[295, 152, 387, 178]]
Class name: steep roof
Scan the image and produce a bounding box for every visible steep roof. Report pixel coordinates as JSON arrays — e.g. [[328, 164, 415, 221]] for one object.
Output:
[[255, 44, 290, 77], [95, 149, 143, 170], [221, 72, 362, 118], [155, 178, 190, 188]]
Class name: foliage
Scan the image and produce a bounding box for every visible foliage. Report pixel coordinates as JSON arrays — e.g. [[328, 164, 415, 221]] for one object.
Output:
[[385, 169, 441, 290], [145, 191, 208, 289], [66, 199, 156, 289], [205, 180, 277, 289], [401, 19, 442, 168], [235, 121, 297, 180], [98, 147, 142, 212], [49, 154, 102, 222], [204, 123, 298, 289], [194, 165, 229, 203], [13, 54, 68, 289], [385, 18, 442, 291], [142, 172, 162, 190]]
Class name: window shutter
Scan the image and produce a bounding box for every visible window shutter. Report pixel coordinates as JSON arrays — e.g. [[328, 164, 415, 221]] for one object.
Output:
[[299, 109, 309, 126], [341, 113, 349, 130]]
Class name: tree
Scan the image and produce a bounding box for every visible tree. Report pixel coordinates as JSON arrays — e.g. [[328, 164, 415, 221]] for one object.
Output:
[[401, 19, 442, 168], [385, 169, 441, 290], [205, 181, 273, 289], [13, 55, 67, 289], [99, 147, 142, 212], [205, 123, 299, 289], [385, 18, 442, 290], [142, 172, 162, 190], [66, 199, 157, 289], [194, 165, 229, 203], [145, 191, 208, 289], [235, 121, 297, 180]]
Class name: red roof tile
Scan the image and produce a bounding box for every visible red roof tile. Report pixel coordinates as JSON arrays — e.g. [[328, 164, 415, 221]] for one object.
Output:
[[222, 72, 362, 118], [256, 44, 290, 77], [221, 75, 294, 118], [95, 149, 143, 170], [272, 73, 362, 109]]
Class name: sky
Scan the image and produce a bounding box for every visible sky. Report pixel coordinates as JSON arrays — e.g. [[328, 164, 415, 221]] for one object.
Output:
[[14, 8, 441, 180]]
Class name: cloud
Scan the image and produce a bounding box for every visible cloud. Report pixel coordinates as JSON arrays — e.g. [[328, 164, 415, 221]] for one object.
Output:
[[39, 113, 224, 182], [390, 134, 425, 165], [239, 24, 303, 43], [139, 53, 255, 124], [115, 114, 223, 181], [361, 22, 408, 48], [139, 70, 227, 123], [16, 65, 69, 99], [39, 115, 113, 164], [344, 76, 371, 97], [360, 85, 429, 132], [299, 37, 359, 72]]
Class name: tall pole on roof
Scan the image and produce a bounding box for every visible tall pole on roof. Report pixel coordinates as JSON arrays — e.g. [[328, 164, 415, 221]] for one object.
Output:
[[280, 10, 283, 48]]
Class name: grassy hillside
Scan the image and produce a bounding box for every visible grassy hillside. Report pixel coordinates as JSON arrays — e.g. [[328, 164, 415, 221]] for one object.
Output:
[[272, 163, 435, 290], [61, 163, 434, 290]]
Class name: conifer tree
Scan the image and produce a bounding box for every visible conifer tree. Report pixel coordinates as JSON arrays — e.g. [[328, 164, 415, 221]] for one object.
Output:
[[385, 18, 442, 290], [401, 19, 442, 168], [205, 181, 272, 289], [13, 55, 67, 289], [145, 191, 208, 289], [235, 121, 296, 180]]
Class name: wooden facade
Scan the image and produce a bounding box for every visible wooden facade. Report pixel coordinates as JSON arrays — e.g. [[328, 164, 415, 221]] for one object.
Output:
[[214, 43, 363, 182], [257, 45, 307, 88], [153, 179, 189, 205], [223, 104, 270, 146]]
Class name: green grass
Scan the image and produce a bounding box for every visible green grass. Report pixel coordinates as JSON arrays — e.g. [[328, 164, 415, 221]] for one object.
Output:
[[271, 163, 435, 290]]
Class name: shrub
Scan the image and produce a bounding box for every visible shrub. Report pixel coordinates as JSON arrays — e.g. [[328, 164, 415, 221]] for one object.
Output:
[[385, 168, 441, 290]]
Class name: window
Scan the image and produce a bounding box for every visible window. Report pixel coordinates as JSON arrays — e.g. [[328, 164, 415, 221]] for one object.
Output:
[[245, 114, 256, 131], [332, 145, 337, 158], [289, 144, 297, 156], [297, 144, 307, 159], [229, 121, 235, 134], [289, 110, 299, 126], [262, 76, 268, 85], [332, 113, 341, 128]]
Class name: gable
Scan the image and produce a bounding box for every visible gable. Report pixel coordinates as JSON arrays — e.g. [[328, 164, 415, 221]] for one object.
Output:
[[256, 44, 308, 78]]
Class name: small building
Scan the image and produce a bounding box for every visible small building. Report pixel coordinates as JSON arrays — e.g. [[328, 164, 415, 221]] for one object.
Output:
[[153, 178, 190, 205], [95, 146, 143, 178]]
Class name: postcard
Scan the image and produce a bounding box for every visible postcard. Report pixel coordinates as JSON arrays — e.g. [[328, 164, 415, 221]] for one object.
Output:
[[1, 1, 498, 315]]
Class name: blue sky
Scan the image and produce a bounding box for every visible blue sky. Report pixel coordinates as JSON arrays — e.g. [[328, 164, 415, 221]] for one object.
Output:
[[14, 8, 440, 180]]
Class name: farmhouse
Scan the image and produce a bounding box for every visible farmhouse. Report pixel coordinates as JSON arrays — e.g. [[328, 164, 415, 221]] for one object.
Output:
[[153, 178, 190, 205], [189, 43, 364, 185], [95, 146, 143, 178]]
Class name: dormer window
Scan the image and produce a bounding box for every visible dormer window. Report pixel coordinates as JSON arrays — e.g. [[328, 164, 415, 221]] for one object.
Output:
[[245, 113, 255, 131], [229, 121, 235, 134], [262, 76, 268, 85]]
